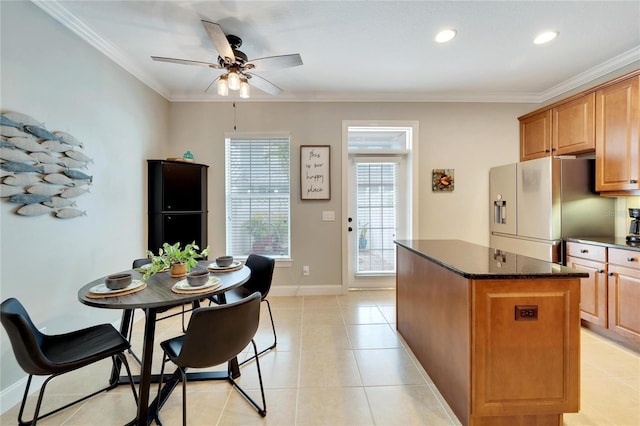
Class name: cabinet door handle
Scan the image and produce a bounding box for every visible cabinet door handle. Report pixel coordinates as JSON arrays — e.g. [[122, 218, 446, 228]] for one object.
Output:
[[551, 148, 557, 152], [544, 149, 550, 153], [597, 269, 604, 274], [608, 272, 614, 276], [631, 179, 638, 184], [580, 249, 588, 253], [627, 257, 637, 262]]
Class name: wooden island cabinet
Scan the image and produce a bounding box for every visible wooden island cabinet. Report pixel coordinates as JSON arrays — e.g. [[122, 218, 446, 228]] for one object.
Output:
[[395, 240, 585, 426]]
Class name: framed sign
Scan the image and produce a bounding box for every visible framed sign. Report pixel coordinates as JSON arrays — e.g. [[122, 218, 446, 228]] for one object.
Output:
[[300, 145, 330, 200]]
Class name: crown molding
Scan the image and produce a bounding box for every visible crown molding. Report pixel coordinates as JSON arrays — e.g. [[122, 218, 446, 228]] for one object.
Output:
[[537, 46, 640, 103], [32, 0, 171, 100]]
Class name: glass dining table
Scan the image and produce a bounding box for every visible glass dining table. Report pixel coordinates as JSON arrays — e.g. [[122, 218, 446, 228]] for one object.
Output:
[[77, 260, 250, 426]]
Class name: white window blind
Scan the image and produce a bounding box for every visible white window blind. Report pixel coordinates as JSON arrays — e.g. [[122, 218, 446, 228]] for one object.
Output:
[[356, 162, 397, 274], [225, 135, 290, 258]]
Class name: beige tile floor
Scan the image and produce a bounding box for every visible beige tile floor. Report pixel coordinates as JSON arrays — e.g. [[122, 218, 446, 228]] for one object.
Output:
[[2, 290, 639, 425]]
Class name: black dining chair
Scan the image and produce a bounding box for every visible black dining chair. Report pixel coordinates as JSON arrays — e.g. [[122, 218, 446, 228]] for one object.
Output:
[[0, 297, 138, 426], [209, 254, 276, 365], [156, 292, 266, 425]]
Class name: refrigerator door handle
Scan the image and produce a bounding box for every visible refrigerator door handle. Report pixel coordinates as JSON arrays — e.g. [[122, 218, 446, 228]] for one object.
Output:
[[494, 200, 506, 224]]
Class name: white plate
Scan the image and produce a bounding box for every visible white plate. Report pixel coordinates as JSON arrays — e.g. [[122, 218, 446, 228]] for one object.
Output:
[[207, 261, 241, 270], [90, 280, 144, 295], [173, 276, 222, 291]]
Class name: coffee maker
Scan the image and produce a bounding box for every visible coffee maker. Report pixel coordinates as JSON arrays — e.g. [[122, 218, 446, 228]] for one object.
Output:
[[626, 208, 640, 243]]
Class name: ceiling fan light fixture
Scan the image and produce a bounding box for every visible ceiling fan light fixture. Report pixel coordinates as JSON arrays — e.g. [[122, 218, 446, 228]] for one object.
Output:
[[217, 75, 229, 96], [534, 31, 558, 45], [239, 78, 250, 99], [435, 29, 457, 43], [228, 71, 240, 90]]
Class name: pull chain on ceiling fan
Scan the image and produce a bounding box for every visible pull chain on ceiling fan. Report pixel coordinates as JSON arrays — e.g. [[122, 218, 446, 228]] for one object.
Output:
[[151, 20, 303, 98]]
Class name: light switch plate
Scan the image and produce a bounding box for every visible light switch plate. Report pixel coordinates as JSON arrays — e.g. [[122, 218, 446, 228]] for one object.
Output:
[[322, 210, 335, 221]]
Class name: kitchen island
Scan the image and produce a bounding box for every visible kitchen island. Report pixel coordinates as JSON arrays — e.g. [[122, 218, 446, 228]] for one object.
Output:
[[395, 240, 587, 426]]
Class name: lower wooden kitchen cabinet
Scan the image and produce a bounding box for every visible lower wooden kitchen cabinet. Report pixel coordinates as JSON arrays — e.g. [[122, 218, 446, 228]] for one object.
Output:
[[566, 240, 640, 350], [607, 247, 640, 343]]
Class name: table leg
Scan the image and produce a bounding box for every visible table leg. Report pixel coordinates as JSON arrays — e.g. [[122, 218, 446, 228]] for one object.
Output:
[[135, 308, 157, 426], [110, 309, 134, 385]]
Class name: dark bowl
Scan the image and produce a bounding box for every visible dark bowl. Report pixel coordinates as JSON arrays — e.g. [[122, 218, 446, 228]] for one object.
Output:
[[216, 256, 234, 267], [186, 270, 209, 287], [105, 273, 132, 290]]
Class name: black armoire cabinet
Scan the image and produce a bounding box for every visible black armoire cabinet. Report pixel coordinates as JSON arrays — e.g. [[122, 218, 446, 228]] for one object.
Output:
[[147, 160, 208, 254]]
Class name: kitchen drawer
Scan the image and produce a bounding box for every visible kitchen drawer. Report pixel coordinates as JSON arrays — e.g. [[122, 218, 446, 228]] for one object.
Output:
[[566, 242, 606, 262], [609, 248, 640, 269]]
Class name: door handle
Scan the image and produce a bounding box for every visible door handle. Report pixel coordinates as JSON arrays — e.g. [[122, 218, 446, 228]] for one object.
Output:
[[348, 227, 353, 232]]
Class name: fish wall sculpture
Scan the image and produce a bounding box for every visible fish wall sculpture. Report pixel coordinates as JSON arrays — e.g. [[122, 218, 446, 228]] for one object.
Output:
[[0, 110, 92, 219]]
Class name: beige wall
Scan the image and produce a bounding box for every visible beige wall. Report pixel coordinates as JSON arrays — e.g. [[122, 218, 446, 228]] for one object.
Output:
[[167, 101, 534, 292], [0, 1, 169, 398]]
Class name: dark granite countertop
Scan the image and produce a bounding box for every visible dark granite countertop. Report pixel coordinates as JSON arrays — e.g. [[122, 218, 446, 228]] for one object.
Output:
[[566, 236, 640, 252], [395, 239, 588, 280]]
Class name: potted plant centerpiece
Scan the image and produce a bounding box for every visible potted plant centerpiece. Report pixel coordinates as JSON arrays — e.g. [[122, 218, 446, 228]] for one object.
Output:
[[141, 241, 210, 280]]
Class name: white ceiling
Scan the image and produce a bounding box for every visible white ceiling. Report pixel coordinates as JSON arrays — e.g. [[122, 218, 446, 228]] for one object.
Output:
[[35, 0, 640, 103]]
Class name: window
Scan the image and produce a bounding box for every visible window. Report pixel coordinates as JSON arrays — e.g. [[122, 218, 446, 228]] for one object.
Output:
[[225, 134, 290, 258]]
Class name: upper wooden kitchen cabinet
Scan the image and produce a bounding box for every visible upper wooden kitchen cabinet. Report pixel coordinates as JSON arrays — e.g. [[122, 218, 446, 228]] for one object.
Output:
[[553, 93, 595, 156], [595, 75, 640, 194], [519, 93, 595, 162], [519, 110, 552, 161]]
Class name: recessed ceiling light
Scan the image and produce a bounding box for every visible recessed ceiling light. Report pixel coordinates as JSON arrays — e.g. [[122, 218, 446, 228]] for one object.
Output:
[[435, 29, 457, 43], [534, 31, 559, 45]]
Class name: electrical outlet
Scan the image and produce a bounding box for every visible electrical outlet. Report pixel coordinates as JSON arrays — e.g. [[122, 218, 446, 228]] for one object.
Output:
[[515, 305, 538, 321], [303, 265, 310, 276]]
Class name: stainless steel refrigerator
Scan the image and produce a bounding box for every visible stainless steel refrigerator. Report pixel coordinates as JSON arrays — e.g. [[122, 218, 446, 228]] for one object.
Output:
[[489, 156, 615, 263]]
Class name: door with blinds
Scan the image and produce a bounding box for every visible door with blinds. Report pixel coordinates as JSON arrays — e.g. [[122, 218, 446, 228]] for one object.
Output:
[[348, 156, 407, 289]]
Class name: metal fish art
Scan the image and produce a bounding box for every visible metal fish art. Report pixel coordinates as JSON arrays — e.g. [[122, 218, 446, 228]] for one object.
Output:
[[54, 131, 83, 148], [56, 156, 87, 169], [40, 163, 64, 174], [29, 152, 59, 164], [43, 196, 76, 208], [10, 137, 47, 152], [40, 140, 69, 152], [0, 184, 24, 198], [60, 186, 89, 198], [0, 161, 44, 174], [0, 147, 36, 163], [44, 173, 74, 186], [1, 112, 92, 219], [55, 208, 86, 219], [9, 193, 52, 204], [3, 174, 42, 186], [27, 184, 62, 196], [0, 125, 27, 138], [63, 150, 92, 163], [16, 203, 52, 216], [63, 169, 92, 182], [2, 112, 43, 128], [24, 125, 60, 141], [0, 114, 23, 129]]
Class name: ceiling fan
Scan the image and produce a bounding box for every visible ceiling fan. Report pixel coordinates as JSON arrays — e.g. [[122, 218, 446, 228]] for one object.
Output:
[[151, 20, 303, 98]]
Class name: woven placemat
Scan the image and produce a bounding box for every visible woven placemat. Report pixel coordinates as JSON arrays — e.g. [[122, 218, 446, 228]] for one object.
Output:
[[86, 282, 147, 299]]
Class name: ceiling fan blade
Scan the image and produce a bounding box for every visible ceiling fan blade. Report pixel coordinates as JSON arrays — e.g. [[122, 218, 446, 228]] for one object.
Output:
[[201, 20, 234, 63], [246, 73, 283, 96], [151, 56, 223, 69], [246, 54, 303, 71]]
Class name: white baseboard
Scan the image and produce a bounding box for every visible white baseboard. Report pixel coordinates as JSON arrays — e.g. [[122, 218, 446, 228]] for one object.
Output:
[[0, 373, 45, 415], [269, 285, 344, 296]]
